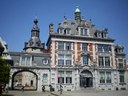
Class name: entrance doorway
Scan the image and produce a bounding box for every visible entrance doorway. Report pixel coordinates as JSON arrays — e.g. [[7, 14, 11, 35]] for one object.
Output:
[[12, 70, 38, 90], [80, 70, 93, 88]]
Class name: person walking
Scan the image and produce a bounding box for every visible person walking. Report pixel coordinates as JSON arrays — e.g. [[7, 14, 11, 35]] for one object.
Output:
[[5, 84, 9, 93], [60, 84, 63, 95], [22, 86, 24, 92], [42, 85, 45, 92]]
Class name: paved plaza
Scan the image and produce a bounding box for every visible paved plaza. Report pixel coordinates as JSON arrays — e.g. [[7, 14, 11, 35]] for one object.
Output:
[[61, 90, 128, 96], [2, 89, 128, 96]]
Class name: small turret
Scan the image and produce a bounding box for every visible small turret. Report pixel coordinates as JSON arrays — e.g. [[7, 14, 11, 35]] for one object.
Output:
[[31, 17, 40, 38], [74, 6, 81, 23], [23, 18, 44, 52]]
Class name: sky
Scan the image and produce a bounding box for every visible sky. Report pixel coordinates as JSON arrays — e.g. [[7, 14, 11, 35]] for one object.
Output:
[[0, 0, 128, 60]]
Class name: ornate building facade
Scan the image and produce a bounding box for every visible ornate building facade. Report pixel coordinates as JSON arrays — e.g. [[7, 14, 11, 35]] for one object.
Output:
[[6, 7, 127, 91], [9, 19, 51, 91], [46, 7, 127, 91]]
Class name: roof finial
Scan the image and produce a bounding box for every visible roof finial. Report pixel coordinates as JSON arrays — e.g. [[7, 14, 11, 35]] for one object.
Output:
[[34, 16, 38, 24], [75, 6, 80, 12], [64, 13, 67, 20], [32, 16, 39, 31]]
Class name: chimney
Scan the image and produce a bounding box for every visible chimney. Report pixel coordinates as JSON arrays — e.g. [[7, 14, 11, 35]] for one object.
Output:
[[49, 23, 54, 34]]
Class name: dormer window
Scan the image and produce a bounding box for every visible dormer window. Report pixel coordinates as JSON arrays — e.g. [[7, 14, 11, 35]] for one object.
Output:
[[102, 32, 107, 38], [59, 29, 63, 34], [97, 32, 101, 38], [117, 48, 123, 53], [80, 28, 83, 35], [95, 31, 108, 38], [57, 28, 63, 34], [115, 46, 124, 54], [64, 28, 71, 35], [64, 22, 68, 25], [66, 29, 70, 35], [71, 22, 75, 26], [84, 29, 88, 35], [64, 29, 66, 34], [80, 28, 88, 36]]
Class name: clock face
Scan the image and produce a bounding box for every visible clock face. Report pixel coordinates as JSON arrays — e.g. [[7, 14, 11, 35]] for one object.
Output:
[[42, 58, 48, 65]]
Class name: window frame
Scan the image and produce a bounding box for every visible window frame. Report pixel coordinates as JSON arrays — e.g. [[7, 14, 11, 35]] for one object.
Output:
[[119, 71, 125, 83], [98, 56, 104, 67], [82, 43, 88, 51], [58, 54, 64, 65], [82, 55, 88, 65], [58, 41, 64, 50], [105, 56, 110, 67], [21, 56, 31, 66]]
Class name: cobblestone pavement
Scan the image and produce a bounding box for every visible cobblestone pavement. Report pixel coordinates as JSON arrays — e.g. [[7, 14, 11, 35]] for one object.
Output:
[[61, 90, 128, 96], [3, 90, 128, 96], [3, 91, 52, 96]]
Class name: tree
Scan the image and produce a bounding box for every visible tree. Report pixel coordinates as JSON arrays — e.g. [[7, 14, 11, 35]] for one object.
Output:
[[0, 57, 10, 86]]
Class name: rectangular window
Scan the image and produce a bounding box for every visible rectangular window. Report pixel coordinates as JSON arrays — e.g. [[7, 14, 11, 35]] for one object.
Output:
[[119, 71, 124, 83], [66, 77, 72, 84], [82, 43, 88, 51], [22, 57, 26, 65], [65, 42, 71, 50], [58, 71, 64, 84], [118, 59, 123, 68], [98, 44, 111, 52], [59, 29, 63, 34], [80, 28, 84, 35], [80, 28, 88, 36], [65, 55, 72, 65], [58, 54, 64, 65], [66, 71, 72, 84], [105, 57, 110, 67], [104, 45, 111, 52], [100, 72, 105, 83], [58, 42, 64, 50], [98, 32, 101, 38], [21, 56, 30, 66], [106, 72, 111, 83], [82, 55, 88, 65], [26, 57, 30, 65], [98, 44, 103, 52], [43, 74, 48, 84], [84, 29, 87, 35], [67, 29, 70, 35], [58, 77, 64, 84], [98, 56, 104, 67]]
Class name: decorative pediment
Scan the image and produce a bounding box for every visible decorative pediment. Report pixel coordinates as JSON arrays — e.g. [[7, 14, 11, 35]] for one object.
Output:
[[81, 51, 90, 56], [79, 65, 91, 70]]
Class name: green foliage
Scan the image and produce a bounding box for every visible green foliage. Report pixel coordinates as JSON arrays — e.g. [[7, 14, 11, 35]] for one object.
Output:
[[0, 57, 10, 85]]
